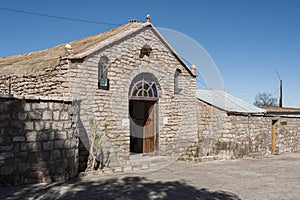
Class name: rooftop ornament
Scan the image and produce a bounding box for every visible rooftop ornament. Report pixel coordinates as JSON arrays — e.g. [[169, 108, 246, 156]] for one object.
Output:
[[190, 65, 197, 76], [146, 14, 151, 22], [65, 43, 73, 56]]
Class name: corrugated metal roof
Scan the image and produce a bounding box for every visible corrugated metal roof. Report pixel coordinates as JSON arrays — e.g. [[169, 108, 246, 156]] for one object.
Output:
[[196, 89, 266, 114]]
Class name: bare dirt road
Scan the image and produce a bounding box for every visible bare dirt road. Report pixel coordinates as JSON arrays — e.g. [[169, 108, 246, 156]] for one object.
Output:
[[1, 153, 300, 199]]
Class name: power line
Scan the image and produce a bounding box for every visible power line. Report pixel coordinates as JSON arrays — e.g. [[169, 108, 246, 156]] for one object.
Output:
[[0, 6, 122, 26]]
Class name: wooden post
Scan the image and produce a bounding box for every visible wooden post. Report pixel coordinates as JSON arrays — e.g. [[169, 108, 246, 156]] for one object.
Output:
[[271, 120, 276, 154]]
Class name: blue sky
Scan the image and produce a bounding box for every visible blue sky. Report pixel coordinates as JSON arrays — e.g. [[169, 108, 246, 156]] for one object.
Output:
[[1, 0, 299, 107]]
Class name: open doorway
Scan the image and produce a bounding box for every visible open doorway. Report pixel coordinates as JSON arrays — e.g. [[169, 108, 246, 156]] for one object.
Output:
[[129, 100, 157, 154], [271, 120, 279, 154], [128, 73, 159, 155]]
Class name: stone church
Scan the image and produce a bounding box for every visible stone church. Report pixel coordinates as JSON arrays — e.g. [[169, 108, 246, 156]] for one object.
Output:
[[0, 18, 199, 183], [0, 18, 299, 185]]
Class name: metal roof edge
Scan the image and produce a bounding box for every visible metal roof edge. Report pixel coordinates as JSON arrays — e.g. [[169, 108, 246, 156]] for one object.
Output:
[[196, 89, 266, 114]]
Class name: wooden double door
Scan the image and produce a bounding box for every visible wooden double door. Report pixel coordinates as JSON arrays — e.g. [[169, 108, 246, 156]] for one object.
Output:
[[129, 100, 157, 154]]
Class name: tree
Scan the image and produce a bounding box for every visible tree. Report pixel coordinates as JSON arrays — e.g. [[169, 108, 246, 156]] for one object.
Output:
[[254, 92, 278, 107]]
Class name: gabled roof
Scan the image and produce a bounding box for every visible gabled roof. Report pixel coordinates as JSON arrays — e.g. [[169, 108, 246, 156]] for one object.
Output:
[[196, 89, 266, 114], [0, 21, 195, 77]]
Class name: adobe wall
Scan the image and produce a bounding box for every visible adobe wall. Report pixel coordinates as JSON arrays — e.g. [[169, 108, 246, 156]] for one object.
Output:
[[197, 100, 300, 159], [0, 95, 78, 186], [70, 26, 198, 167]]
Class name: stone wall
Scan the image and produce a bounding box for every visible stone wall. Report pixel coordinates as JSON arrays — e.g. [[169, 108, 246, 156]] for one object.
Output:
[[197, 100, 300, 159], [0, 60, 71, 98], [276, 117, 300, 153], [0, 95, 78, 186]]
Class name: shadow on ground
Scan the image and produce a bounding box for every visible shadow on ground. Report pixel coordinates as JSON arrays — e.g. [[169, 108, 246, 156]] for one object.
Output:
[[0, 176, 240, 200]]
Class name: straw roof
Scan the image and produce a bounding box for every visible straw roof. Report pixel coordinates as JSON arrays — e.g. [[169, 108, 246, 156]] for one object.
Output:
[[0, 21, 196, 77], [0, 22, 145, 75]]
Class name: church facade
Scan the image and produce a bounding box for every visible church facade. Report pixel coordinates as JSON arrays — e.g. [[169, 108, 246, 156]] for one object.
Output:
[[0, 19, 299, 185]]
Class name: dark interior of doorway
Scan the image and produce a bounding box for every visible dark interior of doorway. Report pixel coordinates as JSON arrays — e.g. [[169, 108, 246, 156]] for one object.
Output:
[[129, 100, 156, 154]]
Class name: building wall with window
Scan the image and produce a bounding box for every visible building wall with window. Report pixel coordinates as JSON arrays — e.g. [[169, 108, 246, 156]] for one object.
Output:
[[70, 26, 198, 167], [0, 22, 198, 170]]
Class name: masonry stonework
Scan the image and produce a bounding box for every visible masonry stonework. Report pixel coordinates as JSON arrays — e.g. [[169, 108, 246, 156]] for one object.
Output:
[[70, 27, 198, 167], [0, 60, 71, 98], [0, 24, 198, 174], [197, 100, 300, 159], [0, 96, 77, 186]]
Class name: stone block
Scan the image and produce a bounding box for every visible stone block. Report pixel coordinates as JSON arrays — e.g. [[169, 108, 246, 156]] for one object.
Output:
[[42, 111, 52, 120], [53, 103, 62, 111], [43, 141, 53, 151], [64, 121, 73, 129], [55, 131, 67, 140], [25, 122, 34, 130], [28, 111, 42, 120], [0, 145, 13, 151], [44, 122, 51, 129], [26, 131, 37, 142], [13, 143, 20, 152], [24, 104, 31, 111], [54, 140, 64, 149], [18, 113, 27, 120], [38, 132, 49, 141], [48, 131, 55, 140], [35, 121, 44, 131], [28, 142, 42, 152], [0, 152, 14, 159], [39, 152, 50, 161], [20, 143, 27, 151], [60, 111, 69, 120], [52, 122, 63, 130], [50, 150, 61, 160], [32, 103, 44, 110], [13, 136, 25, 142]]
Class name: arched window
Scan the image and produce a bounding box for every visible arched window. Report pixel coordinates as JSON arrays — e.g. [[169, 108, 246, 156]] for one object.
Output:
[[98, 56, 109, 90], [129, 73, 158, 100], [174, 69, 182, 94]]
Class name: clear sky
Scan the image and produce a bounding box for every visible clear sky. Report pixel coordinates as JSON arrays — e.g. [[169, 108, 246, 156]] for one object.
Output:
[[1, 0, 299, 107]]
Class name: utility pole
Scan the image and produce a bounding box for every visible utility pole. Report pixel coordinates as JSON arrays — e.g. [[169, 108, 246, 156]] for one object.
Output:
[[275, 70, 283, 107]]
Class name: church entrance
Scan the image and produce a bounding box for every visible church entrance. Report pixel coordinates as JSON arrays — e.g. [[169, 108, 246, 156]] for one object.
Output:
[[128, 73, 158, 155]]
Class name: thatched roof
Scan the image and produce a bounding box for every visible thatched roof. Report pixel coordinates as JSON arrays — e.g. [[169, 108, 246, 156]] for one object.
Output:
[[0, 22, 145, 75], [0, 21, 196, 77]]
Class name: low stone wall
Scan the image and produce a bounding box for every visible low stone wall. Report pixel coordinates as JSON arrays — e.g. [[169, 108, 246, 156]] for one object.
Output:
[[0, 95, 78, 186], [197, 100, 300, 159]]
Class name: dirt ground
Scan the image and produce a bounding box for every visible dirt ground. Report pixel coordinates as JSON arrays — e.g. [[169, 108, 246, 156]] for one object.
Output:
[[1, 153, 300, 200]]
